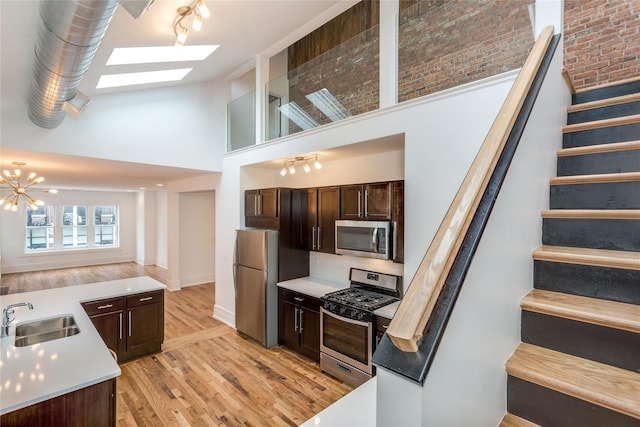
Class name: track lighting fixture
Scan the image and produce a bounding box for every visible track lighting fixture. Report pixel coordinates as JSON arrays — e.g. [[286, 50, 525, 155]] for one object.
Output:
[[173, 0, 210, 46], [279, 155, 322, 177]]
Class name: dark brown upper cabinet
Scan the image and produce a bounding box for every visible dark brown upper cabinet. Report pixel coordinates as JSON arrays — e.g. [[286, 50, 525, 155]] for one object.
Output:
[[340, 182, 391, 220], [245, 188, 279, 229], [297, 187, 340, 254]]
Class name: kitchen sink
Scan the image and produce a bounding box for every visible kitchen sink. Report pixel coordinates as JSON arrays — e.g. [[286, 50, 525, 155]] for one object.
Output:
[[14, 315, 80, 347]]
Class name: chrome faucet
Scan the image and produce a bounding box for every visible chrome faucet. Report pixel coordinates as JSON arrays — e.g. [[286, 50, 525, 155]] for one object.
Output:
[[1, 302, 34, 337]]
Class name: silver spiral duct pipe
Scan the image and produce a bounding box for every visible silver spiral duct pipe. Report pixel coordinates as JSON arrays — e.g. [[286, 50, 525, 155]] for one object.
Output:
[[28, 0, 118, 129]]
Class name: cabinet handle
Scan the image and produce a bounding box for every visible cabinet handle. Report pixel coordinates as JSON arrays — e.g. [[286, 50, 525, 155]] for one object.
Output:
[[139, 296, 153, 302], [357, 190, 362, 217], [294, 307, 299, 332], [98, 304, 113, 310], [382, 324, 389, 329], [128, 311, 132, 337], [118, 312, 123, 340], [312, 226, 317, 250], [364, 190, 369, 217], [317, 227, 322, 250], [254, 195, 258, 216], [258, 194, 262, 216], [299, 309, 304, 332], [294, 297, 304, 302]]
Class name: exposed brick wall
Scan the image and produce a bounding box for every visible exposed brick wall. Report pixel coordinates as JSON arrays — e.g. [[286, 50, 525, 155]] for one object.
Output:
[[564, 0, 640, 90], [398, 0, 534, 102], [287, 27, 379, 134]]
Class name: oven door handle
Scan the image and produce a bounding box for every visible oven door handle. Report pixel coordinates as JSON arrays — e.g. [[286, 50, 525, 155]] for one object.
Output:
[[321, 307, 370, 327]]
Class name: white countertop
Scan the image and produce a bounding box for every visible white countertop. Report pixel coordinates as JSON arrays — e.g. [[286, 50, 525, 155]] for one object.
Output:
[[302, 376, 376, 426], [0, 276, 165, 415], [374, 300, 400, 319], [277, 276, 348, 299]]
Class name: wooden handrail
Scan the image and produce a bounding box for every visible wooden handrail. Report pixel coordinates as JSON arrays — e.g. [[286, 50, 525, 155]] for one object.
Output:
[[386, 26, 555, 352]]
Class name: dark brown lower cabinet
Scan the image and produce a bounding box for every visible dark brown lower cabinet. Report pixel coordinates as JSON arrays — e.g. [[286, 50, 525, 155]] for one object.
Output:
[[82, 290, 164, 363], [0, 378, 116, 427], [376, 316, 391, 347], [278, 288, 320, 362]]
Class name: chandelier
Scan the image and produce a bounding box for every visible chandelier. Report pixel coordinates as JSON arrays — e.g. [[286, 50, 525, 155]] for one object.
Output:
[[0, 162, 58, 212], [173, 0, 210, 46], [280, 155, 322, 176]]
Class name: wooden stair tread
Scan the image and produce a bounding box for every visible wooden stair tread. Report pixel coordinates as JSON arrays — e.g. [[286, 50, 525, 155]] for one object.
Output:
[[562, 114, 640, 133], [557, 140, 640, 157], [541, 209, 640, 220], [521, 289, 640, 333], [550, 171, 640, 185], [568, 93, 640, 113], [574, 75, 640, 95], [532, 245, 640, 270], [506, 343, 640, 419], [500, 413, 540, 427]]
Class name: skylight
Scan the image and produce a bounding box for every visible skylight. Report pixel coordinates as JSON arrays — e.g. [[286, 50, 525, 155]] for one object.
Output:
[[96, 69, 193, 89], [106, 45, 219, 65]]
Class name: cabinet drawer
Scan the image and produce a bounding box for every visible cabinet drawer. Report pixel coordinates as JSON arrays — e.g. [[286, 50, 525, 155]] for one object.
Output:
[[376, 316, 391, 334], [126, 290, 163, 308], [82, 297, 125, 316], [279, 288, 320, 312]]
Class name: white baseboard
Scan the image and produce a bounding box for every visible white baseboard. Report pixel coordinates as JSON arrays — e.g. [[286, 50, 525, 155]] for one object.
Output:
[[213, 304, 235, 328]]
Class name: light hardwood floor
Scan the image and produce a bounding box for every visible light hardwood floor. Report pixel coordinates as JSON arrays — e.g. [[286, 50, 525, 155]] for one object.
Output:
[[1, 263, 354, 426]]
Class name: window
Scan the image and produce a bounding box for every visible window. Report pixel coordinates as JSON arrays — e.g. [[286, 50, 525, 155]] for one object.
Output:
[[94, 206, 118, 246], [25, 205, 119, 252], [26, 206, 55, 250], [63, 205, 88, 248]]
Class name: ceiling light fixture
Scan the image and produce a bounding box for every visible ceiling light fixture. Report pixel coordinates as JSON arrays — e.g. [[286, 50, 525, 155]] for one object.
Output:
[[279, 155, 322, 177], [0, 162, 58, 212], [173, 0, 211, 47]]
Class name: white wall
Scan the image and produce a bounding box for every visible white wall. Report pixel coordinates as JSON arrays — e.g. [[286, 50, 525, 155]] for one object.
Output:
[[135, 191, 157, 266], [214, 71, 517, 328], [419, 42, 568, 427], [0, 82, 225, 172], [178, 190, 215, 287], [0, 190, 137, 273], [155, 190, 168, 269]]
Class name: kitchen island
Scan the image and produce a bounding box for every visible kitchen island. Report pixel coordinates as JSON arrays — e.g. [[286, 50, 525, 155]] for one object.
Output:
[[0, 276, 165, 417]]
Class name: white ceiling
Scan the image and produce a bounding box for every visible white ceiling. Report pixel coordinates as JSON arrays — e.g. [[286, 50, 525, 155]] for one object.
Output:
[[0, 0, 358, 191]]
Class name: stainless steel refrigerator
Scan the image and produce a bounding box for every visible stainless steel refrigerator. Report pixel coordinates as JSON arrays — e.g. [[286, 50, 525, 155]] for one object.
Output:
[[233, 229, 279, 347]]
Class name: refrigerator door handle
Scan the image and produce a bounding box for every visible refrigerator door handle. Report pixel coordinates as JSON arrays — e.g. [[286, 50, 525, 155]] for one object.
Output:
[[233, 234, 238, 297]]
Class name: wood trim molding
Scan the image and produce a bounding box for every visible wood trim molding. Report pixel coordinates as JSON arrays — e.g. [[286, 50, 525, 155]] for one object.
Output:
[[550, 171, 640, 185], [385, 26, 555, 352], [561, 68, 576, 95], [562, 114, 640, 133], [532, 245, 640, 271], [541, 209, 640, 220], [557, 140, 640, 157], [506, 343, 640, 419], [574, 75, 640, 94], [521, 289, 640, 333], [567, 93, 640, 113]]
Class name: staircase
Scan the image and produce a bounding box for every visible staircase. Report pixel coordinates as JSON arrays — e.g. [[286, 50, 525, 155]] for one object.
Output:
[[501, 77, 640, 426]]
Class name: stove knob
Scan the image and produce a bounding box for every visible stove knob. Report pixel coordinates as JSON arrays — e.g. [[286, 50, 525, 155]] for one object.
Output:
[[340, 307, 346, 315], [358, 312, 364, 321]]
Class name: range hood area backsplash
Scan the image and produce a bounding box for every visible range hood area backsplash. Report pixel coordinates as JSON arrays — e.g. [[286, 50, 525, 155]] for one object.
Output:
[[309, 251, 404, 289]]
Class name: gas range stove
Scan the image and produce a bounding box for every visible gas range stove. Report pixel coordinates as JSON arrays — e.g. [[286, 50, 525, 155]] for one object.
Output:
[[321, 268, 401, 321], [323, 287, 398, 311]]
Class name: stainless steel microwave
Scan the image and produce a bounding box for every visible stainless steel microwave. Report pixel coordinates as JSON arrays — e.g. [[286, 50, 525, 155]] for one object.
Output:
[[335, 220, 393, 260]]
